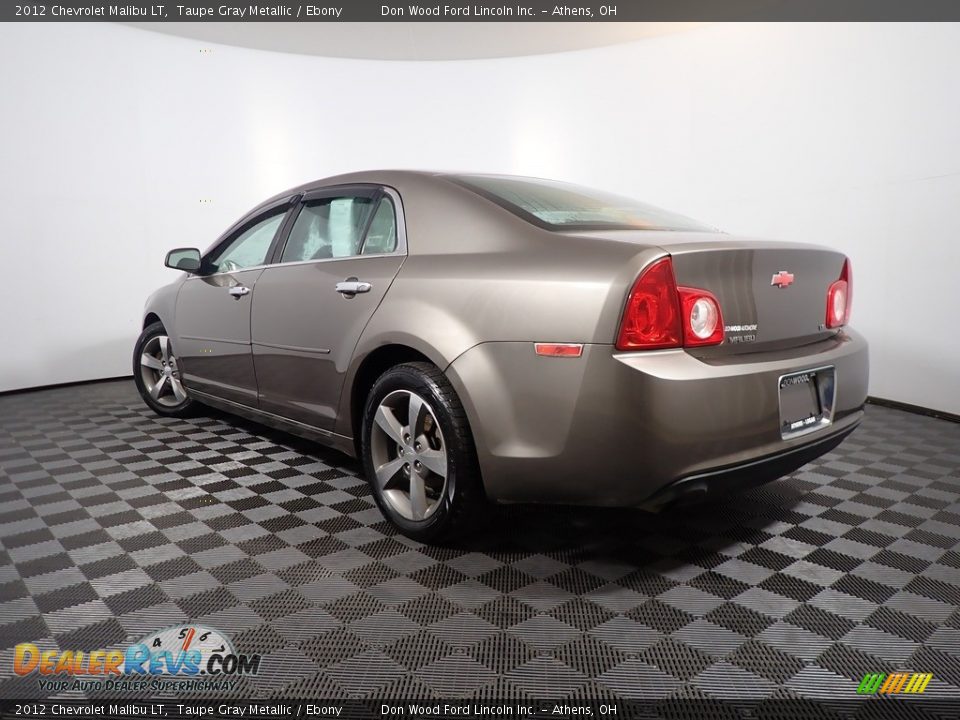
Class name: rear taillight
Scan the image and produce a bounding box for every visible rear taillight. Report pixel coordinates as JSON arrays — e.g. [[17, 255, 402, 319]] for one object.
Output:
[[616, 258, 681, 350], [616, 257, 724, 350], [826, 257, 852, 329]]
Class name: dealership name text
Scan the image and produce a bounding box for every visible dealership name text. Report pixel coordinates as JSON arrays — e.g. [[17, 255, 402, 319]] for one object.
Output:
[[380, 705, 618, 717], [381, 5, 617, 17]]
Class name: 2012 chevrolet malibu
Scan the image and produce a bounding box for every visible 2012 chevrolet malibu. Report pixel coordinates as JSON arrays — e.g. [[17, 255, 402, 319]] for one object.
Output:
[[135, 171, 869, 540]]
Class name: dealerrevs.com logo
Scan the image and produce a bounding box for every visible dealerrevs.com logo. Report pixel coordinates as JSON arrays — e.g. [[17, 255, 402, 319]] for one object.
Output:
[[14, 624, 261, 693]]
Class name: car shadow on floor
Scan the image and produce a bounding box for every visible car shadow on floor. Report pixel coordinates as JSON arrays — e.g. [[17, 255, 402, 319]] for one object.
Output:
[[451, 493, 802, 559], [200, 404, 813, 567]]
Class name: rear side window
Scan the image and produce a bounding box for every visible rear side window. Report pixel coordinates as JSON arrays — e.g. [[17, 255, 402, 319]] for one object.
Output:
[[361, 197, 398, 255], [453, 175, 714, 232], [281, 195, 377, 263]]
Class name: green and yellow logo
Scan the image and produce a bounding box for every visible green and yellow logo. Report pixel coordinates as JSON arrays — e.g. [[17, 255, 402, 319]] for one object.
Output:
[[858, 672, 932, 695]]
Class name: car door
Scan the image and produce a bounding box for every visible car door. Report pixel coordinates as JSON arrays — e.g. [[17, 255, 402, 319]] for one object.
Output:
[[174, 201, 293, 406], [251, 186, 406, 429]]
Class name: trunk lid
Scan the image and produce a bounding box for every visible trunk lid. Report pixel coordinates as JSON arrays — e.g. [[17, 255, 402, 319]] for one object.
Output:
[[570, 231, 847, 354], [665, 239, 846, 354]]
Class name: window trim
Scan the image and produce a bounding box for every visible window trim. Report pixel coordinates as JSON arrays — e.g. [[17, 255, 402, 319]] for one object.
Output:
[[196, 195, 300, 277]]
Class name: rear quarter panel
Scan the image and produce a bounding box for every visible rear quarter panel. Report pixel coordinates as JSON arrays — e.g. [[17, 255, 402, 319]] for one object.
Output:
[[335, 175, 661, 437], [352, 174, 660, 350]]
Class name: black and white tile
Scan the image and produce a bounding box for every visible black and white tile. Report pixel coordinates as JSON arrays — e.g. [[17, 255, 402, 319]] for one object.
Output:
[[1, 380, 958, 701]]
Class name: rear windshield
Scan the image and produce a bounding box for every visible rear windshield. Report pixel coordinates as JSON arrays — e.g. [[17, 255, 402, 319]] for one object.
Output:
[[453, 175, 715, 232]]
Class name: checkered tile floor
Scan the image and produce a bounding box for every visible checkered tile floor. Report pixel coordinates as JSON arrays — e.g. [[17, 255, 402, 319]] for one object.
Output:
[[1, 380, 959, 701]]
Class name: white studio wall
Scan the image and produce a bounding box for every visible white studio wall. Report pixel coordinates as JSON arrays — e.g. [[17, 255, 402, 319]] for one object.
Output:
[[1, 22, 958, 413]]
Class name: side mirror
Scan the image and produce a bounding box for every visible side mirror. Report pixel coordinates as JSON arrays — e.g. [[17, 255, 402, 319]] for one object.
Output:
[[165, 248, 201, 273]]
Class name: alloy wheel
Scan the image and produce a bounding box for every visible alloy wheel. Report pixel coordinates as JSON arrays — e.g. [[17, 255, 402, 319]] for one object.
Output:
[[139, 335, 188, 407], [369, 389, 448, 521]]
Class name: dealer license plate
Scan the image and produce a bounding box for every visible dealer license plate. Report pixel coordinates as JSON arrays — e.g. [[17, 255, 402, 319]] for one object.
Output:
[[779, 368, 833, 438]]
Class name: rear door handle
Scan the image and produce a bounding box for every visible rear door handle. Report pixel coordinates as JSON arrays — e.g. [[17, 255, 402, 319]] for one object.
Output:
[[228, 286, 250, 298], [335, 280, 372, 296]]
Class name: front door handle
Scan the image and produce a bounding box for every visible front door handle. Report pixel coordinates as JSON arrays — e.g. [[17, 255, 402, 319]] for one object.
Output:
[[335, 279, 372, 296], [228, 286, 250, 299]]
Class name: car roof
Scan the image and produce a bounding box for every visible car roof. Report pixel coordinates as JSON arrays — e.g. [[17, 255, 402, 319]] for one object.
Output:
[[254, 170, 563, 207]]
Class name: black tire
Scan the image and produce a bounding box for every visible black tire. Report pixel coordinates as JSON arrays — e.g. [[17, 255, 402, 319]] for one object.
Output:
[[361, 362, 483, 543], [132, 321, 198, 418]]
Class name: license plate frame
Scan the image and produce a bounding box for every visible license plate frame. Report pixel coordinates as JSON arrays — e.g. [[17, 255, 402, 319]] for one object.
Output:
[[778, 365, 836, 439]]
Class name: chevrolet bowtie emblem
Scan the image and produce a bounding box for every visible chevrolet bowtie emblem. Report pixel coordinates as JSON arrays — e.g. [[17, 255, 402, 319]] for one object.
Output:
[[771, 271, 795, 288]]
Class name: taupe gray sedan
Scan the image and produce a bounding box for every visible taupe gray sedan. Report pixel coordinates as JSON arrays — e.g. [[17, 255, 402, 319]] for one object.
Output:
[[135, 171, 869, 540]]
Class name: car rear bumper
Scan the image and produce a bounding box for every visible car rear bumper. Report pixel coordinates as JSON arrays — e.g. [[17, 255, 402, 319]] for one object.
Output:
[[638, 421, 858, 510], [445, 329, 869, 506]]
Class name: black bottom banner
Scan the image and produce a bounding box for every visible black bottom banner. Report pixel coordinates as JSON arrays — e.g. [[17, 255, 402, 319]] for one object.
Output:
[[3, 699, 960, 720]]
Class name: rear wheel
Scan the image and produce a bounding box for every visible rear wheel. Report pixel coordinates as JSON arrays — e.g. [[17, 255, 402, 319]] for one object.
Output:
[[361, 362, 482, 542], [133, 322, 197, 417]]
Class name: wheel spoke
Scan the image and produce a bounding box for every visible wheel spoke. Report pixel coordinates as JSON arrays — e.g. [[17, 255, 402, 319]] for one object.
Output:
[[417, 446, 447, 477], [170, 377, 187, 402], [141, 353, 163, 370], [375, 456, 406, 490], [158, 336, 171, 362], [374, 405, 405, 445], [407, 393, 425, 437], [409, 473, 427, 520], [149, 376, 168, 400]]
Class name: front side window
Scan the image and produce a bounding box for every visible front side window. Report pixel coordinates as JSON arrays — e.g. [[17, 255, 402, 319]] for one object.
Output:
[[281, 195, 377, 263], [208, 211, 286, 272], [453, 175, 715, 232]]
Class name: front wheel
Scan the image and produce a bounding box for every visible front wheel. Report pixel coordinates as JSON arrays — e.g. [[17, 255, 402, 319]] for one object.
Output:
[[361, 362, 482, 542], [133, 322, 197, 418]]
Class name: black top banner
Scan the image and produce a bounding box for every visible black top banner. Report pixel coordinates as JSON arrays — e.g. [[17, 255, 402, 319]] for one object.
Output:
[[5, 0, 960, 22]]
